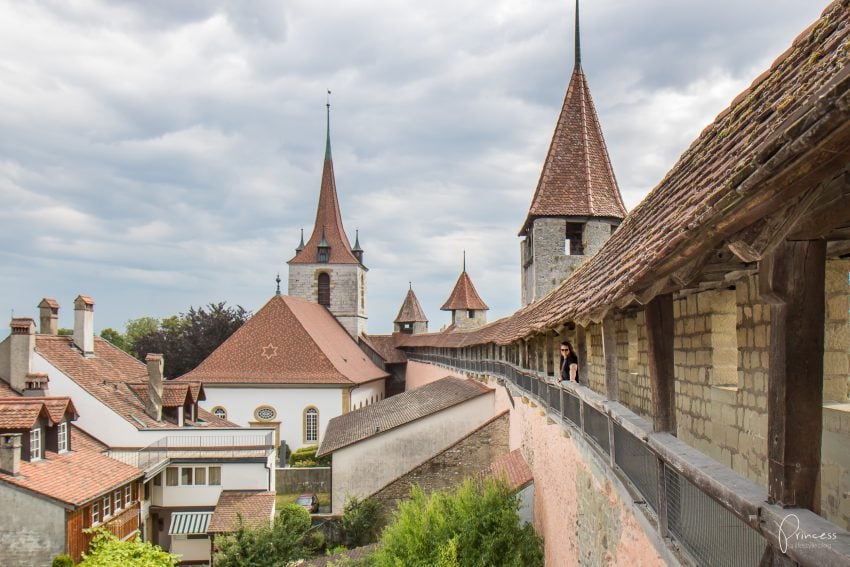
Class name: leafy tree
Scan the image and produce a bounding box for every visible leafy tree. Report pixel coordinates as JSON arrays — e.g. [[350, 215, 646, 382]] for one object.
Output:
[[57, 328, 73, 336], [289, 445, 331, 467], [127, 302, 249, 378], [371, 478, 543, 567], [339, 497, 382, 548], [213, 504, 321, 567], [99, 328, 129, 352], [77, 527, 178, 566]]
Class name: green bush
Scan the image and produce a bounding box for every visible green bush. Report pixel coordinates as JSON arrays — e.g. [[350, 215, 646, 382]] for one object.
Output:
[[78, 527, 178, 566], [288, 445, 331, 467], [372, 477, 543, 567], [52, 555, 74, 567], [340, 497, 382, 548]]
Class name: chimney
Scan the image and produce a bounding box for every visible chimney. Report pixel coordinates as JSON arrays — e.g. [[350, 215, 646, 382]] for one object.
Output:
[[0, 433, 22, 476], [73, 295, 95, 355], [9, 318, 36, 393], [38, 298, 59, 336], [23, 373, 49, 397], [145, 354, 164, 422]]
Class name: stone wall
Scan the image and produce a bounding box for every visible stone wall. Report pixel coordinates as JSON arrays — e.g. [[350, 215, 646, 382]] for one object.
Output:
[[616, 313, 652, 418], [288, 263, 367, 336], [276, 466, 331, 495], [586, 322, 605, 394], [451, 308, 487, 331], [369, 412, 510, 519], [824, 259, 849, 403], [583, 220, 613, 257], [0, 484, 66, 567]]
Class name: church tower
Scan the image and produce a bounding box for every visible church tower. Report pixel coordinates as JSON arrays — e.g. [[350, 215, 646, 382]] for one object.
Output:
[[394, 284, 429, 334], [519, 0, 626, 306], [288, 102, 367, 337], [441, 254, 488, 331]]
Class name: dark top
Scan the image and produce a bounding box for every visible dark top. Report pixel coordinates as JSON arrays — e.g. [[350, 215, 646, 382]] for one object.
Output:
[[560, 354, 579, 383]]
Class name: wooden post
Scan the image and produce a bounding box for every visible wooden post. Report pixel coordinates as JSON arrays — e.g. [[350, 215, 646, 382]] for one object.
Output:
[[576, 325, 588, 382], [602, 316, 620, 401], [760, 240, 825, 509], [646, 294, 676, 433]]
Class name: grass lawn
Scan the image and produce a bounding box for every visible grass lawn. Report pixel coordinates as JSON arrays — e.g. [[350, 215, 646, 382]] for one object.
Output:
[[276, 492, 331, 511]]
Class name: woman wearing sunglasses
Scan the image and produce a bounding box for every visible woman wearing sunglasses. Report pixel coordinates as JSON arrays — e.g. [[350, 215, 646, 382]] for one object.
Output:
[[559, 341, 579, 384]]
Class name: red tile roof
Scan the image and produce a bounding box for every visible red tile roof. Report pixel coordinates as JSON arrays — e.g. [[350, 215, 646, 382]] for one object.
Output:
[[288, 131, 359, 265], [0, 449, 143, 507], [520, 66, 626, 234], [177, 295, 388, 386], [0, 397, 76, 429], [489, 449, 533, 491], [71, 425, 108, 453], [360, 334, 407, 364], [400, 1, 850, 348], [39, 298, 60, 309], [441, 271, 489, 311], [394, 288, 428, 323], [127, 382, 204, 408], [208, 491, 275, 533], [0, 381, 14, 396]]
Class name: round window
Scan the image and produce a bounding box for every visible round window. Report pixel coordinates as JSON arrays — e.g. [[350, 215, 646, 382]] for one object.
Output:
[[212, 407, 227, 419], [255, 406, 277, 421]]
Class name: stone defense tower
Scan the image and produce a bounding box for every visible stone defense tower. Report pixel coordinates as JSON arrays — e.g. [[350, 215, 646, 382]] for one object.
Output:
[[288, 103, 367, 337], [441, 255, 489, 331], [393, 284, 429, 334], [519, 0, 627, 306]]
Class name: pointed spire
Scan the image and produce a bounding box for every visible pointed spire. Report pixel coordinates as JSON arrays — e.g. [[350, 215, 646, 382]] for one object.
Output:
[[319, 225, 329, 248], [441, 269, 488, 312], [325, 90, 332, 161], [296, 228, 305, 252], [275, 273, 281, 296], [574, 0, 581, 69], [394, 285, 429, 323], [462, 250, 466, 273], [352, 229, 362, 252]]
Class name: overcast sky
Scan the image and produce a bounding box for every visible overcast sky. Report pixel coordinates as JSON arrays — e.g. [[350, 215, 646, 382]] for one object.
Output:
[[0, 0, 828, 337]]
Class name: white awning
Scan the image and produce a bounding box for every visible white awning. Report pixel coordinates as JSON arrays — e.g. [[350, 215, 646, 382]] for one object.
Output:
[[169, 511, 213, 535]]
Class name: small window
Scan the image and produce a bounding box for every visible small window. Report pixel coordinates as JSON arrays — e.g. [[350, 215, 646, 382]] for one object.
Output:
[[254, 406, 277, 421], [318, 273, 331, 307], [195, 467, 206, 485], [154, 473, 162, 487], [144, 482, 151, 500], [125, 485, 132, 504], [91, 502, 100, 525], [114, 489, 122, 511], [166, 467, 178, 487], [57, 422, 68, 453], [212, 406, 227, 420], [103, 495, 111, 518], [467, 310, 474, 319], [317, 247, 330, 263], [181, 467, 193, 485], [30, 427, 42, 461], [209, 466, 221, 486]]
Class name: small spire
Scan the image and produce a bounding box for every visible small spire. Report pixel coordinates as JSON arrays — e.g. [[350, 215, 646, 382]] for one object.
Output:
[[409, 281, 412, 290], [296, 228, 305, 252], [275, 273, 281, 295], [319, 225, 329, 248], [462, 250, 466, 273], [325, 90, 332, 161], [352, 229, 362, 251], [574, 0, 581, 69]]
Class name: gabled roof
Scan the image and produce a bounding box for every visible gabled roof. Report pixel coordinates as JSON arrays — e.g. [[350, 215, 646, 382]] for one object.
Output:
[[0, 399, 53, 429], [317, 377, 492, 456], [177, 295, 388, 386], [394, 288, 428, 323], [208, 491, 276, 533], [360, 334, 407, 365], [489, 449, 533, 491], [289, 107, 360, 266], [34, 336, 234, 430], [441, 271, 489, 311], [127, 382, 205, 408], [0, 450, 143, 507], [518, 8, 626, 235]]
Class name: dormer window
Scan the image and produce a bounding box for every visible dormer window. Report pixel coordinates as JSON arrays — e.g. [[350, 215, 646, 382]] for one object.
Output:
[[57, 421, 68, 453], [30, 427, 42, 461], [317, 246, 330, 263]]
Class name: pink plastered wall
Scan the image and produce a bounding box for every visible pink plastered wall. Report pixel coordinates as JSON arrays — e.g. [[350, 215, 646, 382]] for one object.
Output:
[[404, 360, 462, 390]]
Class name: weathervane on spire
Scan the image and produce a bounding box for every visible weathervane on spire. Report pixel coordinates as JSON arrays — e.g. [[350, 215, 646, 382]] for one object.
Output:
[[574, 0, 581, 69], [325, 89, 332, 160], [275, 273, 281, 295]]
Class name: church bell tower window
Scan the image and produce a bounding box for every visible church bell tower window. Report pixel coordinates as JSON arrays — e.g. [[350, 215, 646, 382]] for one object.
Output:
[[318, 273, 331, 307]]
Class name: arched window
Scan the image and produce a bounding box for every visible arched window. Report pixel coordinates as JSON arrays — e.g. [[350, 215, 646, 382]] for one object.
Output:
[[304, 407, 319, 443], [212, 406, 227, 420], [317, 273, 331, 307]]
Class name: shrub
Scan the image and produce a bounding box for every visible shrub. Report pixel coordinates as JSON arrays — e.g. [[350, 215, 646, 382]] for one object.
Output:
[[214, 505, 321, 567], [339, 497, 382, 548], [288, 445, 331, 467], [78, 527, 178, 566], [52, 555, 74, 567]]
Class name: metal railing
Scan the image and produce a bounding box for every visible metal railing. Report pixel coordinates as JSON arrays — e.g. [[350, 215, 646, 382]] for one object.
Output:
[[404, 352, 776, 567]]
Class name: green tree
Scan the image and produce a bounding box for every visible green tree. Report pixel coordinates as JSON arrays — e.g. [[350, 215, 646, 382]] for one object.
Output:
[[126, 303, 249, 378], [99, 328, 129, 352], [371, 478, 543, 567], [339, 497, 382, 548], [213, 504, 321, 567], [57, 328, 73, 336], [77, 527, 178, 566]]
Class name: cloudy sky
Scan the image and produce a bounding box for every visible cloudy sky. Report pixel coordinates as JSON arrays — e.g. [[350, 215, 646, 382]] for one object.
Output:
[[0, 0, 828, 336]]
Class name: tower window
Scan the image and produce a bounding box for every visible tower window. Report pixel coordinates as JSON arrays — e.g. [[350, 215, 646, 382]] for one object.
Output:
[[468, 310, 474, 319], [565, 223, 584, 255], [318, 273, 331, 307]]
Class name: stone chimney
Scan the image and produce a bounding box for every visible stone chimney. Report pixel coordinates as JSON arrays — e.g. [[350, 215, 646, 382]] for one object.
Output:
[[9, 318, 36, 393], [22, 373, 49, 397], [0, 433, 22, 476], [38, 298, 59, 336], [73, 295, 95, 355], [145, 354, 164, 422]]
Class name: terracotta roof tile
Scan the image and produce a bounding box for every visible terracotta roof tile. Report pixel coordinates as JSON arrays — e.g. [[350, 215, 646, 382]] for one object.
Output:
[[394, 288, 428, 323], [520, 66, 626, 234], [71, 425, 108, 453], [360, 334, 407, 364], [178, 295, 388, 385], [0, 449, 143, 506], [441, 271, 489, 311], [208, 491, 275, 533], [489, 449, 533, 491], [0, 400, 50, 429], [38, 298, 59, 309], [318, 377, 492, 456], [0, 380, 14, 396]]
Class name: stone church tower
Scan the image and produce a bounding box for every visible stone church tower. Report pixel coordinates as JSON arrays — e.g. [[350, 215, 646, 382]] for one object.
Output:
[[394, 285, 428, 334], [288, 104, 367, 337], [519, 0, 627, 306], [441, 255, 489, 331]]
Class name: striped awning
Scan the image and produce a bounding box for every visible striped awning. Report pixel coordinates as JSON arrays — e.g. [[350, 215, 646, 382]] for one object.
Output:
[[169, 511, 213, 535]]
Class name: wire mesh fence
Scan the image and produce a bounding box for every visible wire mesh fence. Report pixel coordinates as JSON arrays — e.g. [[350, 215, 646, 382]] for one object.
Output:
[[563, 391, 581, 426], [613, 423, 658, 511], [582, 404, 610, 454]]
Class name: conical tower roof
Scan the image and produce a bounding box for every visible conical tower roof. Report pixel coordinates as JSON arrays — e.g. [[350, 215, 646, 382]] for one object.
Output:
[[518, 0, 626, 235], [441, 270, 488, 311], [394, 286, 429, 323], [289, 103, 359, 265]]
